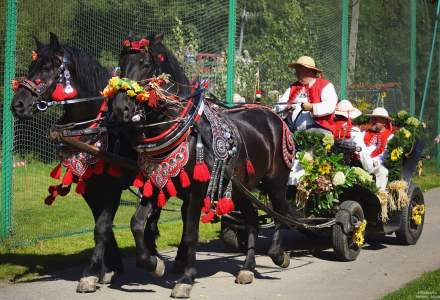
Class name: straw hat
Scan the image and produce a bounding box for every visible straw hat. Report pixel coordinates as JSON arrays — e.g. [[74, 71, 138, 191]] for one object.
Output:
[[368, 107, 392, 120], [335, 99, 362, 119], [287, 56, 322, 73]]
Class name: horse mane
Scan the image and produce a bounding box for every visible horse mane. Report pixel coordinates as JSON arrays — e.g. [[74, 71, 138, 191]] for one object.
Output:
[[62, 45, 110, 95], [146, 33, 190, 94]]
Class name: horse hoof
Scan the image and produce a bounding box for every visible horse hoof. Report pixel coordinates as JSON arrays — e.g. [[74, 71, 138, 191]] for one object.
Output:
[[173, 259, 186, 274], [235, 270, 254, 284], [76, 276, 98, 293], [150, 257, 165, 278], [170, 283, 193, 298], [280, 252, 290, 268], [101, 271, 116, 284]]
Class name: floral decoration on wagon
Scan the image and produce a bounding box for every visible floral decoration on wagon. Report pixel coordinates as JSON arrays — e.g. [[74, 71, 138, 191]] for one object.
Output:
[[101, 73, 172, 108], [293, 131, 377, 216], [384, 110, 425, 182]]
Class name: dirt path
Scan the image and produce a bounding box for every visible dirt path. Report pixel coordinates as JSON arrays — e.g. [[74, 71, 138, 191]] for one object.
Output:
[[1, 188, 439, 300]]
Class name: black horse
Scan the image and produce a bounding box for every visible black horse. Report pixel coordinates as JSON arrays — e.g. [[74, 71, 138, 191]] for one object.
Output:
[[111, 33, 295, 298], [10, 33, 143, 292]]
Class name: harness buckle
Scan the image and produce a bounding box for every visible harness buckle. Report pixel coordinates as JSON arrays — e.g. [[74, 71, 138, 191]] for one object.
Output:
[[36, 100, 48, 111]]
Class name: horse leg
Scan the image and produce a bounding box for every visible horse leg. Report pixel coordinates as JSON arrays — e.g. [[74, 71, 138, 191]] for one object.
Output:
[[235, 193, 258, 285], [131, 199, 165, 278], [266, 184, 291, 268], [171, 189, 203, 299], [174, 200, 189, 273], [144, 206, 161, 257]]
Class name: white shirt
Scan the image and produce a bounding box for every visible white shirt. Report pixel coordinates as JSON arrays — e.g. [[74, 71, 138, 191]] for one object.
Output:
[[276, 79, 338, 130]]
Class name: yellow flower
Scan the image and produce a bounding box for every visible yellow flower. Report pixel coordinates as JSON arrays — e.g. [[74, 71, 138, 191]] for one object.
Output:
[[352, 220, 367, 247], [121, 82, 130, 90], [109, 77, 120, 88], [318, 163, 331, 175], [400, 128, 411, 139], [390, 147, 403, 161], [325, 144, 331, 151], [132, 82, 142, 93], [411, 204, 425, 225], [126, 90, 136, 97]]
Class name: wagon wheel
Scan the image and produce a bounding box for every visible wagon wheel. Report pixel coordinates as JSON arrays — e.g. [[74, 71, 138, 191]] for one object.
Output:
[[332, 201, 365, 261], [395, 184, 425, 245]]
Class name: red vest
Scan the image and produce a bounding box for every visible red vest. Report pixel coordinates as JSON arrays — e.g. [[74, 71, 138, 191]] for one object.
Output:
[[287, 78, 335, 132], [364, 129, 393, 158]]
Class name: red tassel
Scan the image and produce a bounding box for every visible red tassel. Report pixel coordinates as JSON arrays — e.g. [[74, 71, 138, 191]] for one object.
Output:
[[216, 198, 235, 216], [50, 163, 62, 179], [93, 160, 105, 175], [75, 180, 86, 194], [157, 189, 167, 208], [132, 172, 144, 188], [193, 161, 211, 182], [64, 87, 78, 99], [51, 83, 66, 101], [179, 169, 191, 188], [246, 159, 255, 176], [61, 168, 73, 186], [201, 210, 214, 223], [107, 164, 122, 177], [165, 179, 177, 197], [202, 196, 211, 213], [143, 179, 153, 198]]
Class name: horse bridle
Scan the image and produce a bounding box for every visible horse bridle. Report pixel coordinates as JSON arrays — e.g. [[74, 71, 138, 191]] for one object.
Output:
[[15, 52, 105, 112]]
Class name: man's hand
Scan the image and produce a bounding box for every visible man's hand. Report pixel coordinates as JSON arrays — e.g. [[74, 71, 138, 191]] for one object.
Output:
[[301, 102, 313, 111]]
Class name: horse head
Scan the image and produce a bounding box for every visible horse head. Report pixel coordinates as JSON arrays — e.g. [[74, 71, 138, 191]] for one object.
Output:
[[111, 32, 190, 124], [11, 32, 108, 123]]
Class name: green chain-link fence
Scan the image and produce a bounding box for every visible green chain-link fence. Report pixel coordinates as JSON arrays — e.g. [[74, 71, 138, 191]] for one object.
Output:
[[1, 0, 439, 246]]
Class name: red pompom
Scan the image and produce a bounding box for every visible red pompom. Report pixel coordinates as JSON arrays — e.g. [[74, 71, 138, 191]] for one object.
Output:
[[75, 180, 86, 194], [157, 189, 167, 208], [216, 198, 235, 216], [139, 38, 150, 48], [51, 83, 66, 101], [50, 163, 62, 179], [201, 210, 214, 223], [179, 169, 191, 188], [122, 39, 131, 48], [246, 159, 255, 176], [132, 172, 144, 188], [61, 168, 73, 186], [12, 79, 20, 92], [64, 87, 77, 100], [165, 179, 177, 197], [143, 179, 153, 198], [107, 164, 122, 177], [193, 161, 211, 182], [202, 196, 211, 213], [93, 160, 105, 175]]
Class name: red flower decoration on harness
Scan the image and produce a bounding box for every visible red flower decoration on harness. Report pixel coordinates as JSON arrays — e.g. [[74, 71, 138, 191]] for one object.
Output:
[[157, 53, 165, 62], [11, 79, 20, 92], [122, 38, 150, 51], [31, 50, 38, 61]]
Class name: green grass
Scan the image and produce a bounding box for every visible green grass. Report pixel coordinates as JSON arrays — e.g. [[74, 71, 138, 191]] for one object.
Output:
[[0, 161, 220, 282], [413, 160, 440, 191], [381, 269, 440, 300]]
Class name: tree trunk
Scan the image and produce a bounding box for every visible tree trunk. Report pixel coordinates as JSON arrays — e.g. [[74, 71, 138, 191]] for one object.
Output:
[[348, 0, 360, 86]]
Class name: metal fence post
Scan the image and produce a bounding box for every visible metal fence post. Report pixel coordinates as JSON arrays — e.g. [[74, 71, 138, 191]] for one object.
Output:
[[340, 0, 349, 99], [1, 0, 17, 239], [226, 0, 236, 105], [409, 0, 416, 115]]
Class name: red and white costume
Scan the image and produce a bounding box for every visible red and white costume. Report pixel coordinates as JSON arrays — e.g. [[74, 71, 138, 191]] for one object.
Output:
[[277, 77, 337, 133]]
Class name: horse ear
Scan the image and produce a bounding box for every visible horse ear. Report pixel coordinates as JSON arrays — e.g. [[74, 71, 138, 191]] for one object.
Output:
[[49, 32, 61, 51], [32, 35, 43, 50], [154, 33, 164, 43]]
